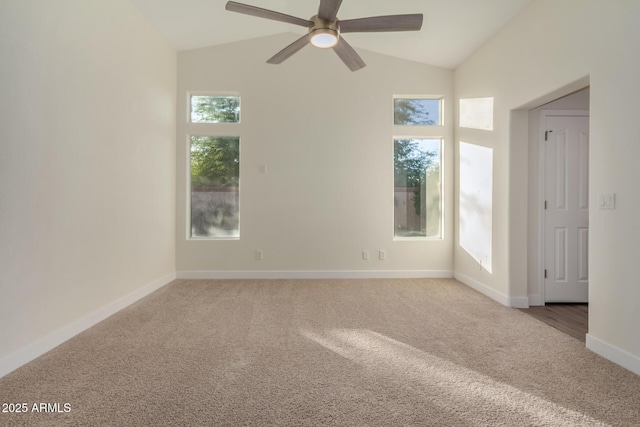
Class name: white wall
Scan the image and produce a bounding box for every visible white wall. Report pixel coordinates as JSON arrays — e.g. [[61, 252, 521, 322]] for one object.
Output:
[[176, 34, 454, 277], [0, 0, 176, 373], [454, 0, 640, 373]]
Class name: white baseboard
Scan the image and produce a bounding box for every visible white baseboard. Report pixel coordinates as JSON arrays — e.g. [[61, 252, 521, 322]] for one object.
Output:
[[0, 272, 176, 379], [528, 294, 543, 306], [454, 272, 529, 308], [177, 270, 454, 280], [586, 334, 640, 376], [509, 297, 530, 309]]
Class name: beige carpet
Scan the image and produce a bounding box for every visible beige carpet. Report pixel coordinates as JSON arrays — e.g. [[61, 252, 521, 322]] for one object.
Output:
[[1, 278, 639, 426]]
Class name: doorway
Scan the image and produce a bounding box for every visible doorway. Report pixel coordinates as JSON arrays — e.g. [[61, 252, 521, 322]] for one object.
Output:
[[523, 86, 590, 306]]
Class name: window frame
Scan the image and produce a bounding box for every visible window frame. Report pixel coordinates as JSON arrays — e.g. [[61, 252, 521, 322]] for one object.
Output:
[[186, 91, 242, 241], [392, 93, 445, 241], [188, 92, 241, 124], [392, 136, 444, 241], [187, 134, 241, 240], [392, 95, 444, 127]]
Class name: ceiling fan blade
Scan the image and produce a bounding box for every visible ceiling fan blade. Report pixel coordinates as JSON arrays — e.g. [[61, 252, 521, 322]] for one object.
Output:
[[332, 37, 366, 72], [340, 14, 423, 33], [267, 34, 311, 64], [318, 0, 343, 22], [226, 1, 312, 28]]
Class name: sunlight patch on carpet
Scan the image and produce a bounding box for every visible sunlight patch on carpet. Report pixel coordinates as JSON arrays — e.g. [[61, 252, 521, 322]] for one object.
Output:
[[302, 328, 610, 426]]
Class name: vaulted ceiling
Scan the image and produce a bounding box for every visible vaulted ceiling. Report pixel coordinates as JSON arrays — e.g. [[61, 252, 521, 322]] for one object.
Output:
[[130, 0, 532, 69]]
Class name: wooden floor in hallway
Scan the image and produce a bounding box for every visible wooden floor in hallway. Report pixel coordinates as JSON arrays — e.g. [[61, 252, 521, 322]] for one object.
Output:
[[518, 304, 588, 342]]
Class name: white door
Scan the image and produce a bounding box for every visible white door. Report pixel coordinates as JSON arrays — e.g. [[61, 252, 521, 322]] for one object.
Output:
[[544, 114, 589, 302]]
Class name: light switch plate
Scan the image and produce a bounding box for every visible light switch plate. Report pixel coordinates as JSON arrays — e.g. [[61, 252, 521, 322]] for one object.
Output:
[[598, 193, 615, 210]]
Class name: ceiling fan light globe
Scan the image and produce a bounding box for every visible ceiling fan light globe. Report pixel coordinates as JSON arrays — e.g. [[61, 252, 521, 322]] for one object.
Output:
[[310, 30, 338, 48]]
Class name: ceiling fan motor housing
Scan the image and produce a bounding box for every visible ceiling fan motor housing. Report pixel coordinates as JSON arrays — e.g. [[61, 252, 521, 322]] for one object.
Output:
[[309, 15, 340, 48]]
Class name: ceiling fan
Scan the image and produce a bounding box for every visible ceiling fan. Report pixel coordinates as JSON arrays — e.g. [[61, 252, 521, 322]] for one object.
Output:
[[225, 0, 423, 71]]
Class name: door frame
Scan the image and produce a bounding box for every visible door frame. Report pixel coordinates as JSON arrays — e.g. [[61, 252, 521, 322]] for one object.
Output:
[[538, 109, 590, 304]]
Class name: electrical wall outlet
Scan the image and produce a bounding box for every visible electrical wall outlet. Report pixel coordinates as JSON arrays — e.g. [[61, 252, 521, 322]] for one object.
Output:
[[255, 250, 263, 261], [362, 250, 369, 260], [379, 250, 386, 260]]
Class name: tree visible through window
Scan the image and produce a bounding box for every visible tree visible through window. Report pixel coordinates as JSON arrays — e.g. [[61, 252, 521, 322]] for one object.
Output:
[[394, 98, 441, 125], [394, 138, 441, 238], [190, 136, 240, 238], [191, 96, 240, 123]]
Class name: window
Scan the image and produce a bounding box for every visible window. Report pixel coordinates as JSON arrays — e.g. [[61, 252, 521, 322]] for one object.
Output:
[[188, 93, 241, 239], [190, 95, 240, 123], [394, 98, 442, 125], [190, 136, 240, 239], [394, 138, 442, 238]]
